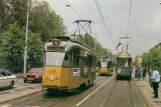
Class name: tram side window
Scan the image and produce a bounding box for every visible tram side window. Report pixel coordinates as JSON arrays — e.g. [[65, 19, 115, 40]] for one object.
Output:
[[88, 56, 92, 67], [107, 61, 112, 68], [98, 61, 101, 67], [84, 57, 89, 67], [73, 51, 80, 67], [128, 58, 132, 66], [92, 57, 96, 67], [62, 54, 68, 67]]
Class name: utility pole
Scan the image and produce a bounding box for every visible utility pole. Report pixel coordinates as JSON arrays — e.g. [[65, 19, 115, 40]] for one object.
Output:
[[24, 0, 29, 74]]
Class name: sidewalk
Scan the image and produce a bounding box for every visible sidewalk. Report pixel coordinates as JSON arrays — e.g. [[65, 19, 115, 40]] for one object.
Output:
[[133, 75, 161, 107], [0, 78, 44, 104]]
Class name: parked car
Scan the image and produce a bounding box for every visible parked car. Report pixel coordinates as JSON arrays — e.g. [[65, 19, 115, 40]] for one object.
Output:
[[23, 68, 44, 83], [0, 69, 17, 89]]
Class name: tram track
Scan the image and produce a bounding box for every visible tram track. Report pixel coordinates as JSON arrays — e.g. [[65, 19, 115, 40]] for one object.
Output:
[[99, 80, 117, 107], [100, 79, 138, 107], [2, 90, 71, 107], [129, 80, 136, 107], [1, 76, 109, 107]]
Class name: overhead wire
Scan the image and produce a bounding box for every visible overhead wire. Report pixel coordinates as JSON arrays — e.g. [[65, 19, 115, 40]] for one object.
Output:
[[93, 0, 116, 47], [65, 0, 83, 20], [126, 0, 133, 37]]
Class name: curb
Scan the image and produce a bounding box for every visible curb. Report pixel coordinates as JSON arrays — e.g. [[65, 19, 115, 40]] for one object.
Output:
[[0, 88, 46, 105], [133, 78, 153, 107]]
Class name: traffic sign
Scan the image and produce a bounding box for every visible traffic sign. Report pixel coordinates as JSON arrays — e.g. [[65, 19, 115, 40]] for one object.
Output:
[[138, 57, 142, 63]]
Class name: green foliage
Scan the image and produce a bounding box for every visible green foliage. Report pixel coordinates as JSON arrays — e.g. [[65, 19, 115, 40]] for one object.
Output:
[[27, 32, 43, 67], [0, 0, 66, 72], [0, 0, 66, 41], [142, 46, 161, 68], [30, 1, 66, 41], [76, 35, 116, 65], [0, 22, 44, 72], [0, 22, 25, 72]]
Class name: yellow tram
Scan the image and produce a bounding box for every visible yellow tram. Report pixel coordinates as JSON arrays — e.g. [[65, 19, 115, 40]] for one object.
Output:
[[42, 36, 97, 92], [97, 57, 113, 76]]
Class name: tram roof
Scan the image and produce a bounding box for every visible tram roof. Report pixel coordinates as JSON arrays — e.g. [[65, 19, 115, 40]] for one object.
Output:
[[117, 52, 132, 58], [45, 36, 97, 55]]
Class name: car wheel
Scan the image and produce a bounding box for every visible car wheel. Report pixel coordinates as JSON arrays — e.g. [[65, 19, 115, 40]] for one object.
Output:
[[24, 80, 27, 83], [9, 81, 14, 89]]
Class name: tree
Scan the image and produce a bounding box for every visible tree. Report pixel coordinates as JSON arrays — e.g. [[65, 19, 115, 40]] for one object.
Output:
[[0, 22, 25, 72], [0, 22, 44, 72], [30, 1, 66, 41], [27, 32, 43, 68], [0, 0, 66, 41]]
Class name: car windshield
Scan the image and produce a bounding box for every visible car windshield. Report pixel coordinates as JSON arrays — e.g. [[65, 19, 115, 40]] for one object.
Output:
[[29, 68, 43, 73], [45, 52, 65, 66]]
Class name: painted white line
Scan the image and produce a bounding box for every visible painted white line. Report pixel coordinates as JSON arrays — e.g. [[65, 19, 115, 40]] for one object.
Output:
[[75, 76, 114, 107]]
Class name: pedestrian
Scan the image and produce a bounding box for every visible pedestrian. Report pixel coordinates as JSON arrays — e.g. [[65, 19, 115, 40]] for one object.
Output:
[[148, 67, 154, 88], [134, 67, 138, 78], [142, 67, 147, 80], [151, 66, 160, 98], [137, 67, 142, 80]]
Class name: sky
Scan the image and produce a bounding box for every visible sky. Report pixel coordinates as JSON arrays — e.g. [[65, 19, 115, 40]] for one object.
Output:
[[44, 0, 161, 58]]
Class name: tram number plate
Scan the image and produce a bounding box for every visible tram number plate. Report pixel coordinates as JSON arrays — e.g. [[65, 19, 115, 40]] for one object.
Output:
[[117, 68, 121, 73], [28, 78, 33, 80]]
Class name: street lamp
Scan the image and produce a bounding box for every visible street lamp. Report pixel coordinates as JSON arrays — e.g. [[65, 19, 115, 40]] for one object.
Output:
[[66, 3, 71, 7], [51, 0, 71, 7]]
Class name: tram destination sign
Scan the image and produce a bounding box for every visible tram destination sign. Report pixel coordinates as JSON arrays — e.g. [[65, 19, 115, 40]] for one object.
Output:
[[47, 46, 64, 51]]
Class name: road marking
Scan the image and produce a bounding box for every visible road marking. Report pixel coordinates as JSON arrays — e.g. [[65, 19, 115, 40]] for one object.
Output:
[[75, 76, 114, 107]]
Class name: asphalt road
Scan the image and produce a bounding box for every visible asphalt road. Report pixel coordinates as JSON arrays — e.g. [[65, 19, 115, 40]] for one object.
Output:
[[1, 75, 148, 107]]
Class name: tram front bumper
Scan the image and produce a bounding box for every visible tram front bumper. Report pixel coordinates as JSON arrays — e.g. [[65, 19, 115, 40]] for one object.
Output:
[[44, 85, 68, 90]]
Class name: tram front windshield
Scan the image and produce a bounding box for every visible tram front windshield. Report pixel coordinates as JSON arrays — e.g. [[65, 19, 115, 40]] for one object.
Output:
[[101, 61, 107, 68], [117, 58, 129, 67], [45, 52, 65, 66]]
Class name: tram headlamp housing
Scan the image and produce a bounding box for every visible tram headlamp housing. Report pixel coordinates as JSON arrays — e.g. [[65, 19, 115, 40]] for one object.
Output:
[[117, 68, 121, 73]]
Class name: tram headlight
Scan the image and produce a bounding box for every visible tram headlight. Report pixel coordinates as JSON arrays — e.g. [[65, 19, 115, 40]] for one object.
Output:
[[117, 68, 121, 73], [42, 75, 44, 79]]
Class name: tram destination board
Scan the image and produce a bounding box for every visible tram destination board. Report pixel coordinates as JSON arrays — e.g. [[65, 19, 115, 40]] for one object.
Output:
[[47, 46, 64, 51]]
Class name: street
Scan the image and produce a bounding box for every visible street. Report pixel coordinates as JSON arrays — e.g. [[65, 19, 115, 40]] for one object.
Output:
[[1, 0, 161, 107], [0, 75, 148, 107]]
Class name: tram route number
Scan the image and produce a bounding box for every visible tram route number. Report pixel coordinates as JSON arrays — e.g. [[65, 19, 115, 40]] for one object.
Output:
[[73, 68, 80, 76]]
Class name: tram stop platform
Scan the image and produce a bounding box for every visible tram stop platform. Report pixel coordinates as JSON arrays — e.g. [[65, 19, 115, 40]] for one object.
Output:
[[133, 75, 161, 107]]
